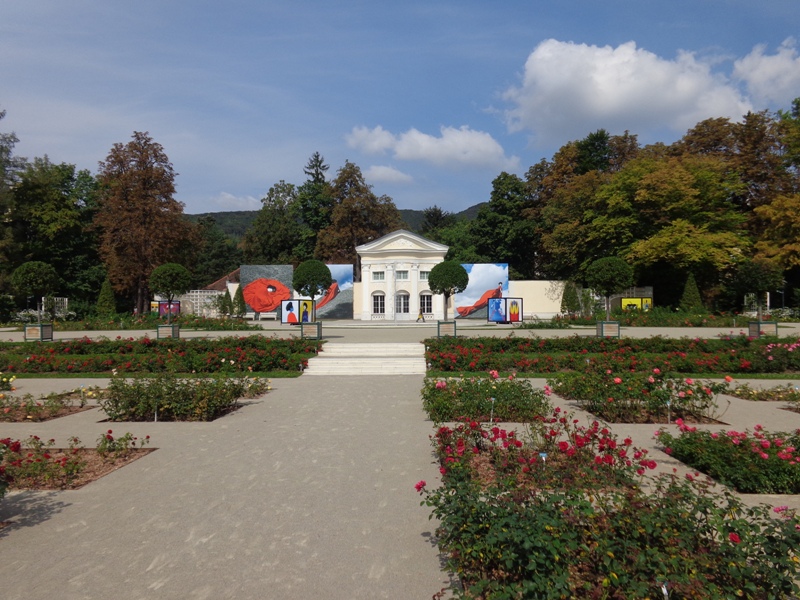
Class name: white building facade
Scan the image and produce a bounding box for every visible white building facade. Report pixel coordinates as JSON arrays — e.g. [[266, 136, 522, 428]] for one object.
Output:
[[355, 230, 449, 321]]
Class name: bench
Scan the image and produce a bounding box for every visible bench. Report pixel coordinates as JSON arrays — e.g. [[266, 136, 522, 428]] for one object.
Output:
[[246, 311, 278, 321]]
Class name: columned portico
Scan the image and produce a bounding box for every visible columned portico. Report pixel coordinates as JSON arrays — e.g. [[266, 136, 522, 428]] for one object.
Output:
[[361, 263, 372, 320], [411, 263, 420, 317], [355, 230, 448, 322], [385, 264, 395, 320]]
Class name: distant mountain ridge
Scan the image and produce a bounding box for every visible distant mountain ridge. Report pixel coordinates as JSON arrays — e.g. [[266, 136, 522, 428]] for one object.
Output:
[[187, 204, 484, 240]]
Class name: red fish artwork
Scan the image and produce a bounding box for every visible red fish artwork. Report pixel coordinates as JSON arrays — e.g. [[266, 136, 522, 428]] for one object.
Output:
[[242, 279, 292, 312]]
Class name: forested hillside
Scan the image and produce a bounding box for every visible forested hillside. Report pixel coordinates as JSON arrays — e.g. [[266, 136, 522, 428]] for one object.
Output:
[[186, 204, 484, 240]]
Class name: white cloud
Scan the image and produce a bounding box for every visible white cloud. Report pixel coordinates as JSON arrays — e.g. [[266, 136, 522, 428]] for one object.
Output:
[[364, 165, 414, 184], [212, 192, 261, 211], [346, 125, 518, 171], [503, 39, 753, 146], [345, 125, 396, 155], [733, 38, 800, 107]]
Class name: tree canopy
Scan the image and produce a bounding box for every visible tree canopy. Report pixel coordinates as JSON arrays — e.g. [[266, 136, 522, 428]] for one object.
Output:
[[242, 180, 301, 264], [149, 263, 193, 324], [149, 263, 193, 304], [292, 259, 333, 301], [733, 258, 784, 321], [95, 131, 198, 314], [3, 95, 800, 320], [11, 261, 59, 321], [428, 261, 469, 321], [585, 257, 634, 320], [315, 161, 403, 279]]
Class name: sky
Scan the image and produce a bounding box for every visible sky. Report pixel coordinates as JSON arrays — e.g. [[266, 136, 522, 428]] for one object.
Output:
[[2, 1, 800, 215]]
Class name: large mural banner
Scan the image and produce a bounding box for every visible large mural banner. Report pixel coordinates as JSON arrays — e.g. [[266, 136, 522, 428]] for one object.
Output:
[[453, 263, 510, 319], [294, 264, 354, 320], [239, 264, 354, 319], [239, 265, 293, 314]]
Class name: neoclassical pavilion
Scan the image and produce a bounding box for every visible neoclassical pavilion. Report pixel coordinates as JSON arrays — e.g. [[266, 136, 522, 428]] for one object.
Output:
[[355, 230, 448, 321]]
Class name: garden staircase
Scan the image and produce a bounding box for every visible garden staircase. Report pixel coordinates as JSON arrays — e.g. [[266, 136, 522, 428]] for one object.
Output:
[[303, 342, 426, 376]]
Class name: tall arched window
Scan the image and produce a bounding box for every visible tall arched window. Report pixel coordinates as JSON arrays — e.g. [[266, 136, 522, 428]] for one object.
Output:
[[372, 292, 385, 315], [395, 292, 410, 314], [419, 293, 432, 314]]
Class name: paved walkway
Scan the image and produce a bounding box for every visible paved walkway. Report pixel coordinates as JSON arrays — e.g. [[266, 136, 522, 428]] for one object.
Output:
[[0, 373, 449, 599], [1, 322, 800, 598]]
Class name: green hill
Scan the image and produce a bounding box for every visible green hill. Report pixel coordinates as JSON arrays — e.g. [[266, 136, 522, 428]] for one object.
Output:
[[188, 204, 482, 240]]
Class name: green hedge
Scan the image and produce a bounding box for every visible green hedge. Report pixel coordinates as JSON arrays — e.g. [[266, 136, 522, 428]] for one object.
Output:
[[425, 335, 800, 374], [0, 336, 322, 374], [100, 373, 269, 421]]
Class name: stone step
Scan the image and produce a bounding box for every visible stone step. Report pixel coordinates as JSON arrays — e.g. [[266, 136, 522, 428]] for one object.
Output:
[[304, 358, 427, 376], [319, 342, 423, 357], [305, 342, 426, 375]]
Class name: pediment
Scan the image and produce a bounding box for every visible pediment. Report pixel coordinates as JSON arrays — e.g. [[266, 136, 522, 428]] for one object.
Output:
[[356, 229, 448, 257]]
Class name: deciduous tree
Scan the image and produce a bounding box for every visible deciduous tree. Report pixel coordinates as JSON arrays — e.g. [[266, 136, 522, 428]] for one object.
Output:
[[293, 259, 332, 302], [470, 172, 539, 279], [11, 261, 59, 322], [428, 261, 469, 321], [242, 180, 301, 264], [315, 161, 403, 280], [0, 109, 26, 290], [8, 157, 103, 311], [149, 263, 192, 324], [754, 193, 800, 269], [585, 257, 634, 320], [732, 258, 784, 322], [95, 132, 197, 314]]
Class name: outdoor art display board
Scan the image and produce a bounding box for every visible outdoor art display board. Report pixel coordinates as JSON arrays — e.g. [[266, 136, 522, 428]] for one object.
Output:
[[281, 299, 315, 324], [151, 301, 180, 316], [621, 297, 653, 311], [453, 263, 510, 319], [487, 297, 523, 323]]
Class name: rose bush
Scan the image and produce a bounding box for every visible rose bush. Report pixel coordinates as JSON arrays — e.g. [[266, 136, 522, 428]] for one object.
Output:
[[421, 372, 551, 423], [0, 336, 321, 374], [548, 370, 730, 423], [100, 372, 270, 422], [425, 335, 800, 374], [419, 415, 800, 598], [657, 421, 800, 494]]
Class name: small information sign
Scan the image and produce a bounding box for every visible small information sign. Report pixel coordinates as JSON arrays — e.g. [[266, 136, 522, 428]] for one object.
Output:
[[438, 321, 457, 337], [596, 321, 620, 338]]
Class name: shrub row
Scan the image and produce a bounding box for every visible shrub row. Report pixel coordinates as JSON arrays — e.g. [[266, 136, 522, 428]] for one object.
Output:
[[0, 336, 321, 374], [657, 421, 800, 494], [55, 314, 261, 331], [425, 335, 800, 374], [100, 373, 270, 421], [421, 374, 551, 423], [548, 371, 731, 423]]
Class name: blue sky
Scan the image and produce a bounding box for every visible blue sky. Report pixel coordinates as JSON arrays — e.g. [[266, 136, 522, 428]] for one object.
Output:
[[2, 1, 799, 215]]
